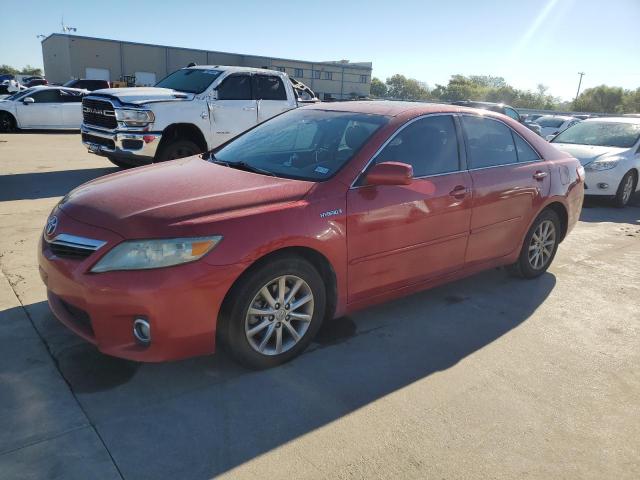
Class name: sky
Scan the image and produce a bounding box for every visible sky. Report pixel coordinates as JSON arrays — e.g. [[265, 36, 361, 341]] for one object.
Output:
[[1, 0, 638, 101]]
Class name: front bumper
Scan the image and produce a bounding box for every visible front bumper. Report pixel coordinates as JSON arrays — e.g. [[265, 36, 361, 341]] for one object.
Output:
[[38, 209, 247, 362], [81, 124, 161, 165], [584, 167, 624, 196]]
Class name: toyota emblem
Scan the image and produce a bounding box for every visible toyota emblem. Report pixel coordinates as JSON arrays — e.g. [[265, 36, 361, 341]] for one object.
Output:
[[45, 216, 58, 236]]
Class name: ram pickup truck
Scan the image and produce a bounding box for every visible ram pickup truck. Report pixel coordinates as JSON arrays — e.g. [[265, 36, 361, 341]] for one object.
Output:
[[80, 66, 318, 167]]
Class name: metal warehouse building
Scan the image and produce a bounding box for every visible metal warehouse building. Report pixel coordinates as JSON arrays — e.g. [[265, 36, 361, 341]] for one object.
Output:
[[41, 33, 372, 100]]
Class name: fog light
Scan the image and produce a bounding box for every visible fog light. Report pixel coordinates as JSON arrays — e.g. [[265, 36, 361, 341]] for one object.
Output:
[[597, 183, 609, 189], [133, 318, 151, 345]]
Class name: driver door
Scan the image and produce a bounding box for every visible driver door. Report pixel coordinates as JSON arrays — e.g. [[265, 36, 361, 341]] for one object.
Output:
[[16, 89, 63, 128], [210, 74, 257, 145]]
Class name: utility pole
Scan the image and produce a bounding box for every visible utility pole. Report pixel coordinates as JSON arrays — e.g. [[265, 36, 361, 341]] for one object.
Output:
[[575, 72, 585, 102]]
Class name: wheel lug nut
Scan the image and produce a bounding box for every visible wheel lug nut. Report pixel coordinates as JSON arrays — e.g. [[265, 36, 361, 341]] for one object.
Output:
[[269, 315, 274, 321], [285, 304, 290, 310], [275, 303, 280, 309], [285, 315, 290, 320]]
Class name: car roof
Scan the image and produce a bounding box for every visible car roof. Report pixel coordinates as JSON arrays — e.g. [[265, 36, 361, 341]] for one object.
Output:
[[186, 65, 286, 75], [302, 100, 511, 118], [537, 115, 575, 120], [583, 116, 640, 124]]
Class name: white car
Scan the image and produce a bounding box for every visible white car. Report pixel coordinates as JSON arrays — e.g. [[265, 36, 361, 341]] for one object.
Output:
[[534, 115, 580, 139], [551, 117, 640, 207], [0, 86, 88, 131]]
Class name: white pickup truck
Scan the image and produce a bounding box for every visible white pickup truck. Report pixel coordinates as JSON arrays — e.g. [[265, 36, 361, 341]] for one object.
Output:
[[80, 66, 317, 167]]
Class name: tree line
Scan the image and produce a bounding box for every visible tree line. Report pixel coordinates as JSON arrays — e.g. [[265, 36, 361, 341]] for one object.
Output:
[[0, 65, 44, 77], [370, 74, 640, 114]]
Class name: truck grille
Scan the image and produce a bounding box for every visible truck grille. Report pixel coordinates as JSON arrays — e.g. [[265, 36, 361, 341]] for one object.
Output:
[[82, 98, 117, 129]]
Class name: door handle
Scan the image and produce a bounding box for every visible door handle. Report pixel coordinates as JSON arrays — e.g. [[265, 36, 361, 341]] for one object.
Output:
[[533, 170, 548, 181], [449, 185, 469, 199], [242, 106, 256, 111]]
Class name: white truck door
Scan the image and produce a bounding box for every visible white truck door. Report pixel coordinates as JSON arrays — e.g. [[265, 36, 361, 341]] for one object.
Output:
[[16, 89, 62, 128], [254, 74, 295, 123], [60, 89, 84, 128], [210, 74, 257, 146]]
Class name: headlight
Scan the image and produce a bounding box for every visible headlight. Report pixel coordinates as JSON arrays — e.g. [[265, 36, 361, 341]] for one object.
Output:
[[91, 236, 222, 273], [585, 157, 622, 171], [115, 109, 155, 127]]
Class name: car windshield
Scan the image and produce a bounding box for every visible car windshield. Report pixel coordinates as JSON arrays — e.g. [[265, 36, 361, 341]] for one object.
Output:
[[62, 80, 77, 87], [535, 117, 566, 128], [5, 88, 34, 101], [552, 121, 640, 148], [212, 109, 388, 181], [155, 68, 223, 94]]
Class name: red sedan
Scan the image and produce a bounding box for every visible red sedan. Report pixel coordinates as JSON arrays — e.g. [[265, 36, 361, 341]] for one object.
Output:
[[38, 102, 584, 368]]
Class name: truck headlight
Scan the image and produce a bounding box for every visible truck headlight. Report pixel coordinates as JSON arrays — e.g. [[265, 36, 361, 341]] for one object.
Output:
[[115, 109, 155, 127], [585, 157, 622, 171], [91, 236, 222, 273]]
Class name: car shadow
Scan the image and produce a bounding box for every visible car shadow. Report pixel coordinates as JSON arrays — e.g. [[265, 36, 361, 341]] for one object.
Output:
[[580, 194, 640, 224], [0, 168, 118, 201], [22, 268, 556, 479]]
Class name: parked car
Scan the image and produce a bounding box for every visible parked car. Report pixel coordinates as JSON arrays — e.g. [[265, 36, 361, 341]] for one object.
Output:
[[39, 102, 584, 368], [551, 117, 640, 207], [0, 86, 88, 131], [80, 65, 318, 168], [63, 79, 111, 91], [24, 77, 48, 87], [451, 100, 543, 136], [534, 115, 580, 139]]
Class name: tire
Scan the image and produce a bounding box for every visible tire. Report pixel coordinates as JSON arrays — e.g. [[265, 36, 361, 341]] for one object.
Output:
[[155, 139, 202, 162], [613, 170, 637, 208], [0, 112, 16, 132], [508, 209, 561, 279], [218, 256, 326, 369]]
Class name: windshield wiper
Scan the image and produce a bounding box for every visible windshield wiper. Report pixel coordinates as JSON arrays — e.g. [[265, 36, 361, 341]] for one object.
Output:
[[207, 156, 275, 177]]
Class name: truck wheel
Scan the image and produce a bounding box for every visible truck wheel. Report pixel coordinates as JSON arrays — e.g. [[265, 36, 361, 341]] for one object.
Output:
[[508, 209, 560, 279], [613, 170, 636, 208], [218, 256, 326, 369], [156, 139, 202, 162], [0, 112, 16, 132]]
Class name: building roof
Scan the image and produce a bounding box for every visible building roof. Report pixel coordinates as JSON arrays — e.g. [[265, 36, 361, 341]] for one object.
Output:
[[42, 33, 372, 71]]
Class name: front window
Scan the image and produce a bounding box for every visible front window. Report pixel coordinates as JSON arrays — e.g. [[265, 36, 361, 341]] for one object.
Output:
[[552, 121, 640, 148], [5, 88, 35, 101], [535, 117, 565, 128], [212, 109, 388, 181], [155, 68, 222, 94]]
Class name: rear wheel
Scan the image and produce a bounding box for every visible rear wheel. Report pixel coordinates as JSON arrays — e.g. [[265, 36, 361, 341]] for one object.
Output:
[[614, 170, 636, 208], [0, 112, 16, 132], [508, 209, 560, 279], [218, 256, 326, 369], [156, 139, 202, 162]]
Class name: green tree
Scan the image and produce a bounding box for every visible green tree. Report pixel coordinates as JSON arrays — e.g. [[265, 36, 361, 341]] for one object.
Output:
[[621, 88, 640, 113], [385, 74, 429, 100], [20, 65, 43, 76], [0, 65, 19, 75], [370, 77, 388, 97], [573, 85, 625, 113]]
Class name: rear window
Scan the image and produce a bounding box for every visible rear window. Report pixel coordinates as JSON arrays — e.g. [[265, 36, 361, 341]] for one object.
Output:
[[536, 117, 565, 128]]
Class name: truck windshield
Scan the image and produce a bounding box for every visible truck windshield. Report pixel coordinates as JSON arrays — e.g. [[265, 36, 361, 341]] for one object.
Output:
[[155, 69, 222, 94], [212, 109, 388, 182]]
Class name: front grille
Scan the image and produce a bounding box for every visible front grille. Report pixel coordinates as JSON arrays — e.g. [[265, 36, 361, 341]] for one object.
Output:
[[82, 133, 115, 150], [82, 98, 117, 129], [46, 234, 106, 260], [59, 298, 94, 336]]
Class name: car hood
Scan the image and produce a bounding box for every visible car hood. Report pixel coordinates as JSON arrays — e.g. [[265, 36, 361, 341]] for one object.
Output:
[[551, 143, 628, 166], [92, 87, 194, 105], [60, 157, 314, 237]]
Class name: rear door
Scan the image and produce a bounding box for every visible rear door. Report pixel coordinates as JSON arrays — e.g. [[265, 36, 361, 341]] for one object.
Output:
[[254, 74, 295, 123], [16, 89, 62, 128], [59, 89, 84, 128], [346, 114, 473, 303], [210, 73, 257, 145], [461, 115, 550, 264]]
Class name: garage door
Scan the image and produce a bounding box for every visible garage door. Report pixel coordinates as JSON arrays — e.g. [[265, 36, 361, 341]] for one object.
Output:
[[85, 68, 110, 81], [135, 72, 157, 86]]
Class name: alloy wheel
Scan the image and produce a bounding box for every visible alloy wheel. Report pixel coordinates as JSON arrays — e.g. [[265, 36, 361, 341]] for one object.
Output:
[[244, 275, 314, 356], [528, 220, 556, 270], [622, 175, 634, 205]]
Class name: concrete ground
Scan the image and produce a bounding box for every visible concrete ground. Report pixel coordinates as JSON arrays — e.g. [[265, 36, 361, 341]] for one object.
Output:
[[0, 132, 638, 480]]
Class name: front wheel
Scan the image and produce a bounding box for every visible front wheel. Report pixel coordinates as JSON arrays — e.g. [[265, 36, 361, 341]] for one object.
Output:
[[218, 257, 326, 369], [155, 139, 202, 162], [0, 112, 16, 132], [614, 170, 636, 208], [508, 209, 560, 279]]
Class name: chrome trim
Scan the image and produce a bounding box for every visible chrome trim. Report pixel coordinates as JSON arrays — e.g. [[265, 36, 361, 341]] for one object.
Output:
[[81, 125, 161, 162], [46, 233, 106, 251]]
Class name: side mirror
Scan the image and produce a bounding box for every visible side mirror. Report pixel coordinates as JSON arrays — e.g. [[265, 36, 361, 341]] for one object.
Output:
[[365, 161, 413, 186], [22, 97, 35, 104]]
